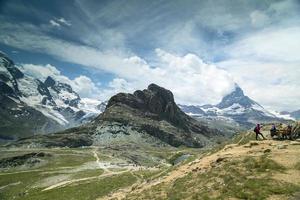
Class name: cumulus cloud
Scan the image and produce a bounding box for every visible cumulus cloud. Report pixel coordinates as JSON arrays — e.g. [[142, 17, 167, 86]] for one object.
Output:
[[96, 78, 135, 101], [72, 75, 99, 98], [20, 64, 101, 99], [151, 49, 235, 104], [19, 47, 236, 106], [21, 64, 59, 78]]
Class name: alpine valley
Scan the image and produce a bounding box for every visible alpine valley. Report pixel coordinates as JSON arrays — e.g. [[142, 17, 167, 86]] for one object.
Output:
[[1, 1, 300, 199], [0, 52, 292, 143], [1, 52, 299, 200]]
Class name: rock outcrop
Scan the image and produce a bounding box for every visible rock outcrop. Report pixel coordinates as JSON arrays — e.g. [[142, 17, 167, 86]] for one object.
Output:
[[19, 84, 223, 148], [97, 83, 214, 136]]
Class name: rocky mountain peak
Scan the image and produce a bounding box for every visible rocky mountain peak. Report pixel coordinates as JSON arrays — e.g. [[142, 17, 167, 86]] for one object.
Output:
[[147, 83, 174, 102], [106, 83, 184, 125], [0, 53, 23, 96], [217, 84, 255, 109], [229, 84, 244, 97], [0, 52, 23, 80], [44, 76, 56, 87]]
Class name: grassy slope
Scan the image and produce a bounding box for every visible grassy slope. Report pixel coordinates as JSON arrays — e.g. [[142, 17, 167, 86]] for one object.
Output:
[[1, 131, 299, 200], [125, 133, 300, 200], [0, 145, 201, 200]]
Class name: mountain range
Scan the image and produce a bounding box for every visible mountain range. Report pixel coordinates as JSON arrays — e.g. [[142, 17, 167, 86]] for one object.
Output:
[[279, 110, 300, 120], [0, 52, 296, 142], [10, 83, 226, 148], [0, 52, 102, 140], [179, 84, 292, 128]]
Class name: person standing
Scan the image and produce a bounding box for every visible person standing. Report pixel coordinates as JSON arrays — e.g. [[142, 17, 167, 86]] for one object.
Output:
[[270, 124, 277, 138], [254, 124, 266, 140]]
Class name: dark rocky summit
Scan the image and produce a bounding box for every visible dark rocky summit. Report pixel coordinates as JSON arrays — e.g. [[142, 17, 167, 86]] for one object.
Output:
[[91, 83, 224, 147], [98, 83, 214, 137]]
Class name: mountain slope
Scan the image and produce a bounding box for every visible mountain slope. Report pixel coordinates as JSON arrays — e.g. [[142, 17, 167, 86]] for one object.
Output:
[[0, 52, 101, 140], [290, 110, 300, 120], [0, 52, 62, 140], [11, 84, 225, 148], [120, 135, 300, 200]]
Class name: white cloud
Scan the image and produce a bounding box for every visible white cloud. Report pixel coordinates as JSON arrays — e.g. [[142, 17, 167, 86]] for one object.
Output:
[[218, 60, 300, 111], [97, 78, 135, 100], [2, 18, 300, 111], [151, 49, 235, 105], [57, 18, 71, 26], [219, 24, 300, 111], [72, 75, 99, 98], [20, 64, 101, 99], [49, 20, 60, 27], [49, 18, 71, 28], [20, 64, 61, 80], [18, 48, 237, 106], [226, 26, 300, 62], [0, 19, 237, 105], [78, 49, 235, 105]]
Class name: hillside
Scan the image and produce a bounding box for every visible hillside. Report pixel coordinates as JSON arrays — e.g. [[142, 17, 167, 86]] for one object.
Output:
[[117, 137, 300, 200], [1, 125, 299, 200]]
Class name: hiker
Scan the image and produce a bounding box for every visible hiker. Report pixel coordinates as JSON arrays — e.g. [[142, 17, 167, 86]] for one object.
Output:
[[286, 125, 292, 140], [270, 124, 277, 138], [254, 124, 266, 140]]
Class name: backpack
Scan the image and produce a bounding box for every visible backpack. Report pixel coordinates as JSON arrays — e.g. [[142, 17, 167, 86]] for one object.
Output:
[[254, 127, 258, 132]]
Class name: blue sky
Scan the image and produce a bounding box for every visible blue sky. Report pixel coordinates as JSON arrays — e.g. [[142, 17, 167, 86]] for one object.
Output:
[[0, 0, 300, 111]]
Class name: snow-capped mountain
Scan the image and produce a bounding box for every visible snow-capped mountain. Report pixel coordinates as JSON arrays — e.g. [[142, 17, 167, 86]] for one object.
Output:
[[179, 84, 289, 128], [178, 104, 206, 116], [0, 52, 103, 140], [277, 110, 300, 120]]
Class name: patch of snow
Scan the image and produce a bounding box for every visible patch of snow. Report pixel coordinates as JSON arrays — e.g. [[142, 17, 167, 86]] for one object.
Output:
[[186, 112, 204, 116], [8, 96, 21, 104], [0, 65, 13, 80], [17, 75, 41, 100], [78, 98, 102, 114], [33, 105, 69, 125], [59, 90, 77, 100], [201, 106, 222, 114], [221, 103, 246, 115]]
